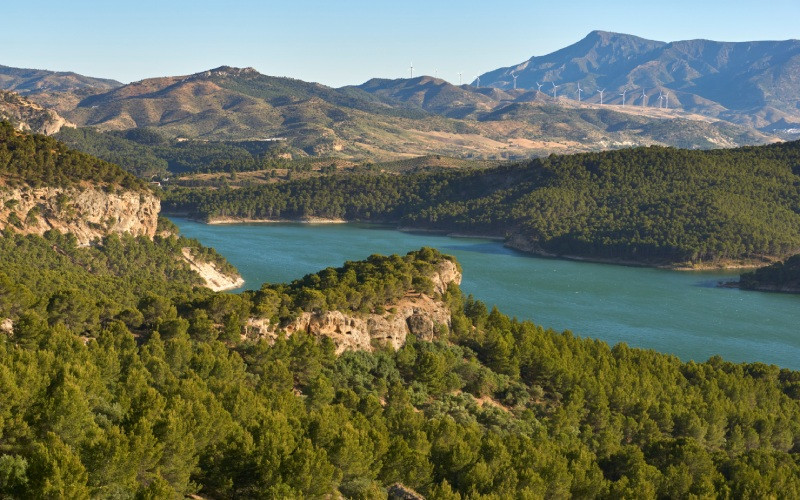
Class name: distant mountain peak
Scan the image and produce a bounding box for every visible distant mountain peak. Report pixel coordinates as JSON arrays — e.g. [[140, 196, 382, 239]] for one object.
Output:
[[476, 31, 800, 125], [583, 30, 656, 41], [195, 66, 261, 79]]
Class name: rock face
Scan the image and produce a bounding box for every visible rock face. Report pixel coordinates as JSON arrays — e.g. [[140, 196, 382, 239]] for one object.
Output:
[[181, 247, 244, 292], [0, 90, 74, 135], [0, 186, 159, 245], [388, 483, 425, 500], [246, 259, 462, 353]]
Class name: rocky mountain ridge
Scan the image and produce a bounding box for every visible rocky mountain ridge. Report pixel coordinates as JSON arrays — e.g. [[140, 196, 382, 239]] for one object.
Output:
[[0, 60, 778, 160], [477, 31, 800, 131]]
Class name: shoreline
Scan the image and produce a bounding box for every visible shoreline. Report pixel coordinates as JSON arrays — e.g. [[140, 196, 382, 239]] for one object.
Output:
[[397, 226, 506, 241], [167, 213, 774, 273], [503, 234, 775, 272], [509, 248, 770, 272], [207, 216, 348, 225]]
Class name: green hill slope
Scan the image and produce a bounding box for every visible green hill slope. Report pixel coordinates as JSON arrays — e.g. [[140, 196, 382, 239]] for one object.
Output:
[[2, 244, 800, 497], [164, 140, 800, 267]]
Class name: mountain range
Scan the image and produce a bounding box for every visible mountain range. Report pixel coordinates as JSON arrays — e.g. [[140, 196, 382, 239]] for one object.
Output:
[[1, 31, 798, 160], [477, 30, 800, 131]]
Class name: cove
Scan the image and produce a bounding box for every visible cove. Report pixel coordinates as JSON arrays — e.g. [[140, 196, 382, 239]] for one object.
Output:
[[171, 218, 800, 369]]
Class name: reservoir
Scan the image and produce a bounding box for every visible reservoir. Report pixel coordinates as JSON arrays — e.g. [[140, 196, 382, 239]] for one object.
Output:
[[172, 218, 800, 369]]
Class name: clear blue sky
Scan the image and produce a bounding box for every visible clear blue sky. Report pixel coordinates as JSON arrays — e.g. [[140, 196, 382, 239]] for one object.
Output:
[[5, 0, 799, 87]]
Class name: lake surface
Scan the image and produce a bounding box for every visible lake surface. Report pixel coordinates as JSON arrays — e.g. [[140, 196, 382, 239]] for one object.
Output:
[[172, 218, 800, 369]]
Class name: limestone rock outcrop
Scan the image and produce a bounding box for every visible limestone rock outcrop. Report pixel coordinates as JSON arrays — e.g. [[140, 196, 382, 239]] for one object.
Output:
[[0, 90, 75, 135], [245, 259, 461, 353], [0, 186, 159, 245], [181, 247, 244, 292]]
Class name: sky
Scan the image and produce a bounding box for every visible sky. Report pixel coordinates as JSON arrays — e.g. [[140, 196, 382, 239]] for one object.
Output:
[[4, 0, 799, 88]]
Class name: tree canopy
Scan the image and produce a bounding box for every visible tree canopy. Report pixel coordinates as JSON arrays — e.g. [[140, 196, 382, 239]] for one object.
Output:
[[164, 140, 800, 266]]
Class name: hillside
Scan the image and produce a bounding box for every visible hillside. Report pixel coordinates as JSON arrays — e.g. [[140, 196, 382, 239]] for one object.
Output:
[[354, 78, 770, 150], [740, 255, 800, 293], [0, 90, 74, 135], [0, 121, 157, 244], [2, 240, 800, 497], [164, 139, 800, 268], [0, 123, 242, 290], [478, 30, 800, 132], [0, 64, 122, 113], [0, 65, 776, 161]]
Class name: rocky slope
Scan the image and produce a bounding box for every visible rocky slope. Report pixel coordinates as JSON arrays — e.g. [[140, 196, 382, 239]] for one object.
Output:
[[0, 186, 159, 245], [477, 30, 800, 132], [0, 64, 776, 160], [0, 64, 122, 114], [181, 247, 244, 291], [0, 124, 243, 291], [245, 259, 461, 353], [0, 90, 74, 135]]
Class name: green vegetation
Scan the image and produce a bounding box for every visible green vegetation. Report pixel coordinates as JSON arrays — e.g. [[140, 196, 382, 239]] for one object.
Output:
[[0, 121, 146, 190], [253, 247, 457, 320], [740, 255, 800, 292], [3, 120, 800, 497], [55, 127, 293, 177], [2, 240, 800, 497], [165, 140, 800, 266]]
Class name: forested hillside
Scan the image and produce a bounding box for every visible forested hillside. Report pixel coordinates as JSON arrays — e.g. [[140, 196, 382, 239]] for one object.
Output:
[[164, 140, 800, 267], [0, 121, 145, 190], [2, 241, 800, 497], [740, 255, 800, 293], [2, 122, 800, 498], [55, 127, 294, 179]]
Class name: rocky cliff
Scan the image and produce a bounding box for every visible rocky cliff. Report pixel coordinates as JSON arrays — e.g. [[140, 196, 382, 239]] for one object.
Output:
[[245, 259, 462, 353], [0, 186, 159, 245], [0, 90, 74, 135]]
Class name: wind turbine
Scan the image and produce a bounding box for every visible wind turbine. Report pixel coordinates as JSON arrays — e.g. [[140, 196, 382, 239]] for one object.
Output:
[[475, 76, 480, 87], [511, 71, 519, 90], [640, 88, 647, 107], [598, 88, 605, 105], [410, 61, 413, 79], [619, 89, 627, 106], [552, 81, 559, 99], [658, 90, 663, 109], [536, 81, 543, 93], [458, 72, 462, 85], [576, 83, 582, 102], [664, 92, 669, 109]]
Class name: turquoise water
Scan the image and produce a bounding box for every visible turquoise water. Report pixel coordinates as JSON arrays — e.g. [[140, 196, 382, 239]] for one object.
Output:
[[172, 218, 800, 369]]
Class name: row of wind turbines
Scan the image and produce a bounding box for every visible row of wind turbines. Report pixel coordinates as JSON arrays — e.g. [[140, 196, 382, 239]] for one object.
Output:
[[407, 63, 672, 109], [511, 70, 672, 109]]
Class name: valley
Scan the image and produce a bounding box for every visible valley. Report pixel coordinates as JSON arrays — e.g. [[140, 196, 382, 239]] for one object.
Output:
[[2, 13, 800, 498]]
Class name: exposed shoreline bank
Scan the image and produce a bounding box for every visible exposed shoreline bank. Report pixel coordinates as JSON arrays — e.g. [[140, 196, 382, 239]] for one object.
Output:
[[207, 216, 347, 225]]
